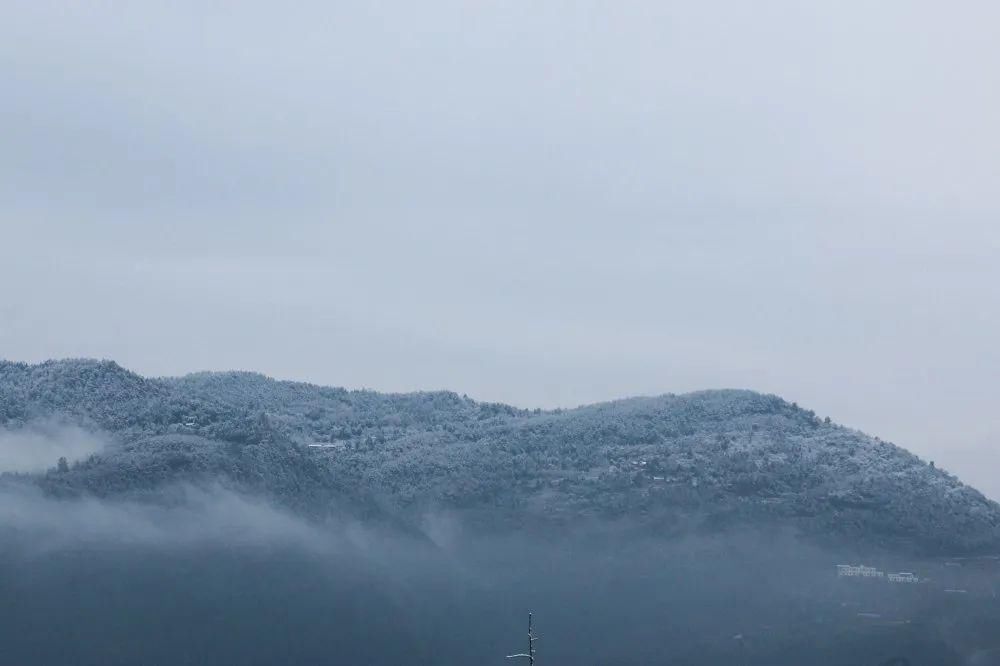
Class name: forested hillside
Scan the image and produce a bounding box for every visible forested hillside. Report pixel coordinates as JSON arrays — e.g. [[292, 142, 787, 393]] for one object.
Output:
[[2, 359, 997, 554]]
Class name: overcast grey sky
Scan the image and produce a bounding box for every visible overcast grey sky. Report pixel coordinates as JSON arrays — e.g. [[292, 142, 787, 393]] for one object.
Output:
[[2, 2, 999, 496]]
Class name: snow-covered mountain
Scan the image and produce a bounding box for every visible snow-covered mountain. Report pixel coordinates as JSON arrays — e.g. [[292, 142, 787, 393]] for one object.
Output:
[[2, 358, 998, 554]]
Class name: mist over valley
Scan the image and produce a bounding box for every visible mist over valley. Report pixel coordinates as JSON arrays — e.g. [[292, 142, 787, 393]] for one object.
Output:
[[1, 360, 999, 665]]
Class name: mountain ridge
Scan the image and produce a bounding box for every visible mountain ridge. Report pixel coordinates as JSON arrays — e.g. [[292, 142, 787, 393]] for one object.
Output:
[[2, 358, 998, 555]]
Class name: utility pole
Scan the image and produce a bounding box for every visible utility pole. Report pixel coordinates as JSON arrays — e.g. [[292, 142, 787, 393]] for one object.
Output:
[[733, 633, 747, 666], [506, 612, 538, 666]]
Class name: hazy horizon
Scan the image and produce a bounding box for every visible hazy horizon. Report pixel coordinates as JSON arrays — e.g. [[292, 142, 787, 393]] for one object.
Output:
[[3, 1, 999, 499]]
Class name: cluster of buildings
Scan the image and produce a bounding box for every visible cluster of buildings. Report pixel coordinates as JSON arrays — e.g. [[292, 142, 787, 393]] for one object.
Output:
[[887, 572, 919, 583], [836, 564, 919, 584], [837, 564, 883, 578]]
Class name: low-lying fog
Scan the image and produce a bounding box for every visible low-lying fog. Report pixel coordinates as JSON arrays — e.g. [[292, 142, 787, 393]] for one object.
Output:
[[2, 479, 998, 666], [0, 422, 106, 474]]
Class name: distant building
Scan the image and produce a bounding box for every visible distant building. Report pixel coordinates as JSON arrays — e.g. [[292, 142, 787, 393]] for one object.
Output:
[[837, 564, 884, 578]]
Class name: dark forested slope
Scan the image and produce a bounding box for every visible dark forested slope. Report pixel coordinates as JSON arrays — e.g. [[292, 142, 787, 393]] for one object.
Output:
[[2, 358, 997, 554]]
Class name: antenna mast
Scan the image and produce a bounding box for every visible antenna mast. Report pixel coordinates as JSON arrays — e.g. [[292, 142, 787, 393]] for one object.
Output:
[[506, 612, 538, 666]]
